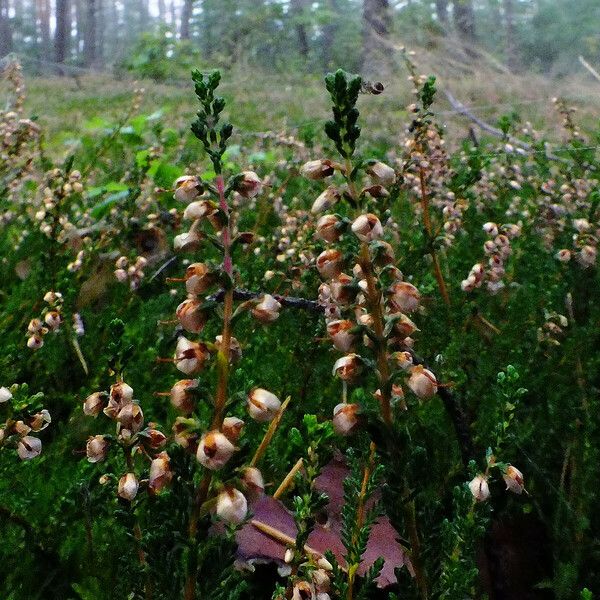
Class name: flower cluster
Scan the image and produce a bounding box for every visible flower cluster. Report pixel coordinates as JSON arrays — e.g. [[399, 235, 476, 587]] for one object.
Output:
[[26, 290, 64, 350]]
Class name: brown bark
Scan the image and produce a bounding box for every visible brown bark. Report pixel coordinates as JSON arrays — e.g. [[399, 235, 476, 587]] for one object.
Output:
[[452, 0, 476, 41], [503, 0, 517, 71], [37, 0, 51, 52], [0, 0, 12, 56], [83, 0, 96, 66], [435, 0, 448, 25], [362, 0, 392, 77], [290, 0, 310, 60], [180, 0, 194, 39], [55, 0, 70, 63]]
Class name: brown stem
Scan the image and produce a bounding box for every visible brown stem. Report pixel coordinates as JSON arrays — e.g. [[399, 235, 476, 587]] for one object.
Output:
[[184, 174, 234, 600], [403, 495, 429, 600], [358, 243, 393, 426], [250, 396, 292, 468], [418, 167, 451, 309]]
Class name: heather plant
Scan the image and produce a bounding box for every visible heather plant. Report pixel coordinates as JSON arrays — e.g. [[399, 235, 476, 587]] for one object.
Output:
[[1, 55, 600, 600]]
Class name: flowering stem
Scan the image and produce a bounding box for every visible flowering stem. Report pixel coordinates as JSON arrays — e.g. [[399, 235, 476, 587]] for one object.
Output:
[[358, 243, 393, 427], [418, 167, 451, 309], [184, 174, 234, 600]]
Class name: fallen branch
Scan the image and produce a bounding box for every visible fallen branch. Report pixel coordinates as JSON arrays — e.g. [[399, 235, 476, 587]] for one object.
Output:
[[579, 55, 600, 84], [443, 89, 565, 162]]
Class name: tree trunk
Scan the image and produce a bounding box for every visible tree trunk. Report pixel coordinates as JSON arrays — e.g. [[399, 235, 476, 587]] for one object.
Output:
[[55, 0, 70, 63], [435, 0, 448, 25], [37, 0, 51, 53], [83, 0, 96, 67], [0, 0, 12, 56], [503, 0, 517, 71], [362, 0, 392, 77], [290, 0, 310, 60], [180, 0, 194, 39], [158, 0, 167, 23], [322, 0, 340, 69], [452, 0, 476, 41]]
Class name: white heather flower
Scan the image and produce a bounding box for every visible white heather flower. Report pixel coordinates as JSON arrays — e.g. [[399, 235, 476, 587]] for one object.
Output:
[[316, 249, 343, 280], [300, 159, 335, 180], [366, 161, 396, 186], [247, 388, 281, 422], [327, 320, 355, 352], [170, 379, 198, 414], [555, 249, 572, 263], [389, 281, 421, 313], [17, 436, 42, 460], [118, 473, 139, 501], [351, 214, 383, 242], [242, 467, 265, 500], [86, 435, 109, 463], [578, 245, 597, 267], [29, 410, 51, 431], [408, 365, 438, 399], [185, 263, 214, 295], [176, 298, 207, 333], [332, 354, 361, 380], [252, 294, 282, 324], [183, 200, 216, 221], [44, 311, 62, 331], [174, 337, 210, 375], [117, 403, 144, 433], [468, 474, 490, 502], [110, 382, 134, 404], [174, 230, 202, 252], [174, 175, 202, 203], [114, 268, 128, 282], [315, 214, 342, 243], [27, 335, 44, 350], [0, 387, 12, 403], [311, 187, 340, 213], [332, 403, 360, 436], [236, 171, 262, 199], [503, 465, 525, 494], [222, 416, 245, 443], [197, 430, 235, 470], [148, 452, 172, 494], [216, 488, 248, 524], [27, 318, 43, 334], [482, 222, 499, 237]]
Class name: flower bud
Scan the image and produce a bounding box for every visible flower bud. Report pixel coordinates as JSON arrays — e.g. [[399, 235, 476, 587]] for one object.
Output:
[[332, 354, 361, 380], [17, 435, 42, 460], [332, 403, 360, 436], [330, 273, 354, 304], [148, 451, 172, 494], [197, 430, 235, 470], [300, 159, 335, 180], [117, 403, 144, 433], [185, 263, 215, 295], [311, 187, 340, 213], [0, 387, 12, 403], [174, 175, 203, 203], [316, 249, 343, 280], [555, 249, 571, 263], [252, 294, 282, 324], [579, 245, 597, 267], [170, 379, 198, 414], [216, 487, 248, 524], [468, 474, 490, 502], [118, 472, 139, 501], [292, 581, 314, 600], [28, 318, 43, 334], [327, 320, 355, 352], [503, 465, 525, 494], [176, 298, 207, 333], [175, 337, 210, 375], [86, 435, 109, 463], [392, 313, 419, 338], [83, 391, 107, 417], [236, 171, 262, 198], [247, 388, 281, 422], [315, 214, 342, 243], [115, 268, 128, 282], [351, 214, 383, 242], [408, 365, 437, 398], [172, 417, 197, 449], [222, 416, 245, 443], [366, 161, 396, 186], [389, 281, 421, 313]]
